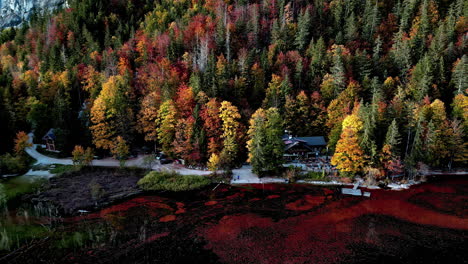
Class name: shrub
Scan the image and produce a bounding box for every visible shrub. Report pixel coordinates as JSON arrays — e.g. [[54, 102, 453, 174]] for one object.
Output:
[[50, 165, 76, 175], [72, 145, 94, 168], [364, 167, 382, 186], [283, 166, 302, 183], [72, 145, 85, 165], [301, 170, 331, 182], [0, 154, 26, 175], [137, 171, 211, 192], [89, 179, 105, 201], [209, 170, 232, 183]]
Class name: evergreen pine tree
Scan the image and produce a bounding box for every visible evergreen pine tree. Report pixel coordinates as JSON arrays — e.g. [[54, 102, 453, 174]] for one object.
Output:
[[452, 55, 467, 94], [345, 12, 358, 42], [247, 108, 267, 174], [264, 108, 284, 172], [295, 8, 312, 51], [331, 48, 346, 96]]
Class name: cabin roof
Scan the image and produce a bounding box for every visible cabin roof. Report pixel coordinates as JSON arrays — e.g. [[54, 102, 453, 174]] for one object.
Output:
[[42, 128, 56, 141], [297, 136, 326, 146], [284, 141, 315, 152], [282, 136, 327, 146]]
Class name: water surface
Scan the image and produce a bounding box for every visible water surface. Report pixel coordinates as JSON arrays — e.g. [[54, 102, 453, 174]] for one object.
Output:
[[1, 176, 467, 263]]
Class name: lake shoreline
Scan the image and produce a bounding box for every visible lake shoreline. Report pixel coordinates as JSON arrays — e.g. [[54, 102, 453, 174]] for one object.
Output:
[[10, 166, 465, 217]]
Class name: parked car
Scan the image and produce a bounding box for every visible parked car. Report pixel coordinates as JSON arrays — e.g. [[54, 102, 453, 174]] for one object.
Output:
[[160, 158, 173, 164], [156, 153, 173, 164]]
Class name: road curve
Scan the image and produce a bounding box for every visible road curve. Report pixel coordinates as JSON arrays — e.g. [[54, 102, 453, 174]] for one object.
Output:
[[25, 133, 214, 175]]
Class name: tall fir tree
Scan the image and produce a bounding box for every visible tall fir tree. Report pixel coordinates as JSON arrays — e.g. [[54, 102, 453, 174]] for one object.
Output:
[[295, 8, 312, 51]]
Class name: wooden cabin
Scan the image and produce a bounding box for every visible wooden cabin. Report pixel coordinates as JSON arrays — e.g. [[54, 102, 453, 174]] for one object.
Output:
[[283, 135, 327, 161], [42, 128, 56, 151]]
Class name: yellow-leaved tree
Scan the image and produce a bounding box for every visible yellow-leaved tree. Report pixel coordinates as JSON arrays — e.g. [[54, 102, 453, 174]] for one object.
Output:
[[207, 153, 220, 172], [137, 91, 161, 143], [219, 101, 241, 169], [111, 136, 130, 167], [331, 113, 366, 177], [90, 75, 134, 150], [156, 99, 178, 156], [90, 96, 114, 149]]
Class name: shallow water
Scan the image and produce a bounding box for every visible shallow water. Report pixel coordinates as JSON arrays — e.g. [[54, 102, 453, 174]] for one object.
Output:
[[1, 176, 467, 263]]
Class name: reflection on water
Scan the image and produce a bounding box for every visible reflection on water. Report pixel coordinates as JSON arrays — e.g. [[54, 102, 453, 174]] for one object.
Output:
[[0, 176, 467, 263], [0, 184, 7, 218], [365, 220, 378, 244]]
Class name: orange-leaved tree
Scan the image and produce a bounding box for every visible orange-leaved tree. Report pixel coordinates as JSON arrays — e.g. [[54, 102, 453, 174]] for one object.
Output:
[[200, 98, 222, 156], [331, 113, 366, 177], [14, 131, 32, 157]]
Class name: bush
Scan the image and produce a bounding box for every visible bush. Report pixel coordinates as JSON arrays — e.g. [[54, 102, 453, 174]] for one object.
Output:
[[0, 153, 27, 175], [283, 166, 302, 183], [364, 167, 382, 186], [50, 165, 77, 175], [300, 170, 331, 182], [208, 170, 232, 183], [137, 171, 211, 192], [89, 179, 105, 201], [0, 175, 47, 204], [72, 145, 94, 167]]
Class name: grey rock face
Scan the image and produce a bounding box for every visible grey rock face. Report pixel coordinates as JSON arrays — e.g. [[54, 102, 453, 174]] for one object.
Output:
[[0, 0, 67, 29]]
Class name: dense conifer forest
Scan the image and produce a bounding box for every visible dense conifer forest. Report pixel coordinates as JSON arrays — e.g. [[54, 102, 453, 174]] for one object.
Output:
[[0, 0, 466, 177]]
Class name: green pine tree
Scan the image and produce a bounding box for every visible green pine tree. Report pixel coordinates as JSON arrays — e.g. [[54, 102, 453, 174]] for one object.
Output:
[[295, 8, 312, 51]]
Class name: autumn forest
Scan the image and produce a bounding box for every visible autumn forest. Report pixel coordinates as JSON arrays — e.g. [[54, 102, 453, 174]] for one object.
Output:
[[0, 0, 467, 178]]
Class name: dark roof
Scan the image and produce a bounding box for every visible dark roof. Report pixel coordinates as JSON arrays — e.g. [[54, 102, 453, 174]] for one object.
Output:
[[284, 141, 315, 152], [282, 136, 327, 146], [297, 136, 326, 146], [42, 128, 56, 140]]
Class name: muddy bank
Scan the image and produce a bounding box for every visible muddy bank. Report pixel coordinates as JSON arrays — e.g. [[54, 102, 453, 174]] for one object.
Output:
[[28, 167, 147, 215]]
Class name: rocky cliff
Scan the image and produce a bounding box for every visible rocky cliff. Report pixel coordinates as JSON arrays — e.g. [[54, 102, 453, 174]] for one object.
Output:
[[0, 0, 66, 29]]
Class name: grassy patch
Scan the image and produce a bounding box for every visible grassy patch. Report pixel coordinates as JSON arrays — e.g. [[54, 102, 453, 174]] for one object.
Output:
[[299, 171, 331, 182], [0, 154, 35, 175], [0, 223, 50, 251], [137, 171, 211, 192], [50, 165, 76, 175], [54, 222, 111, 249], [0, 176, 47, 203]]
